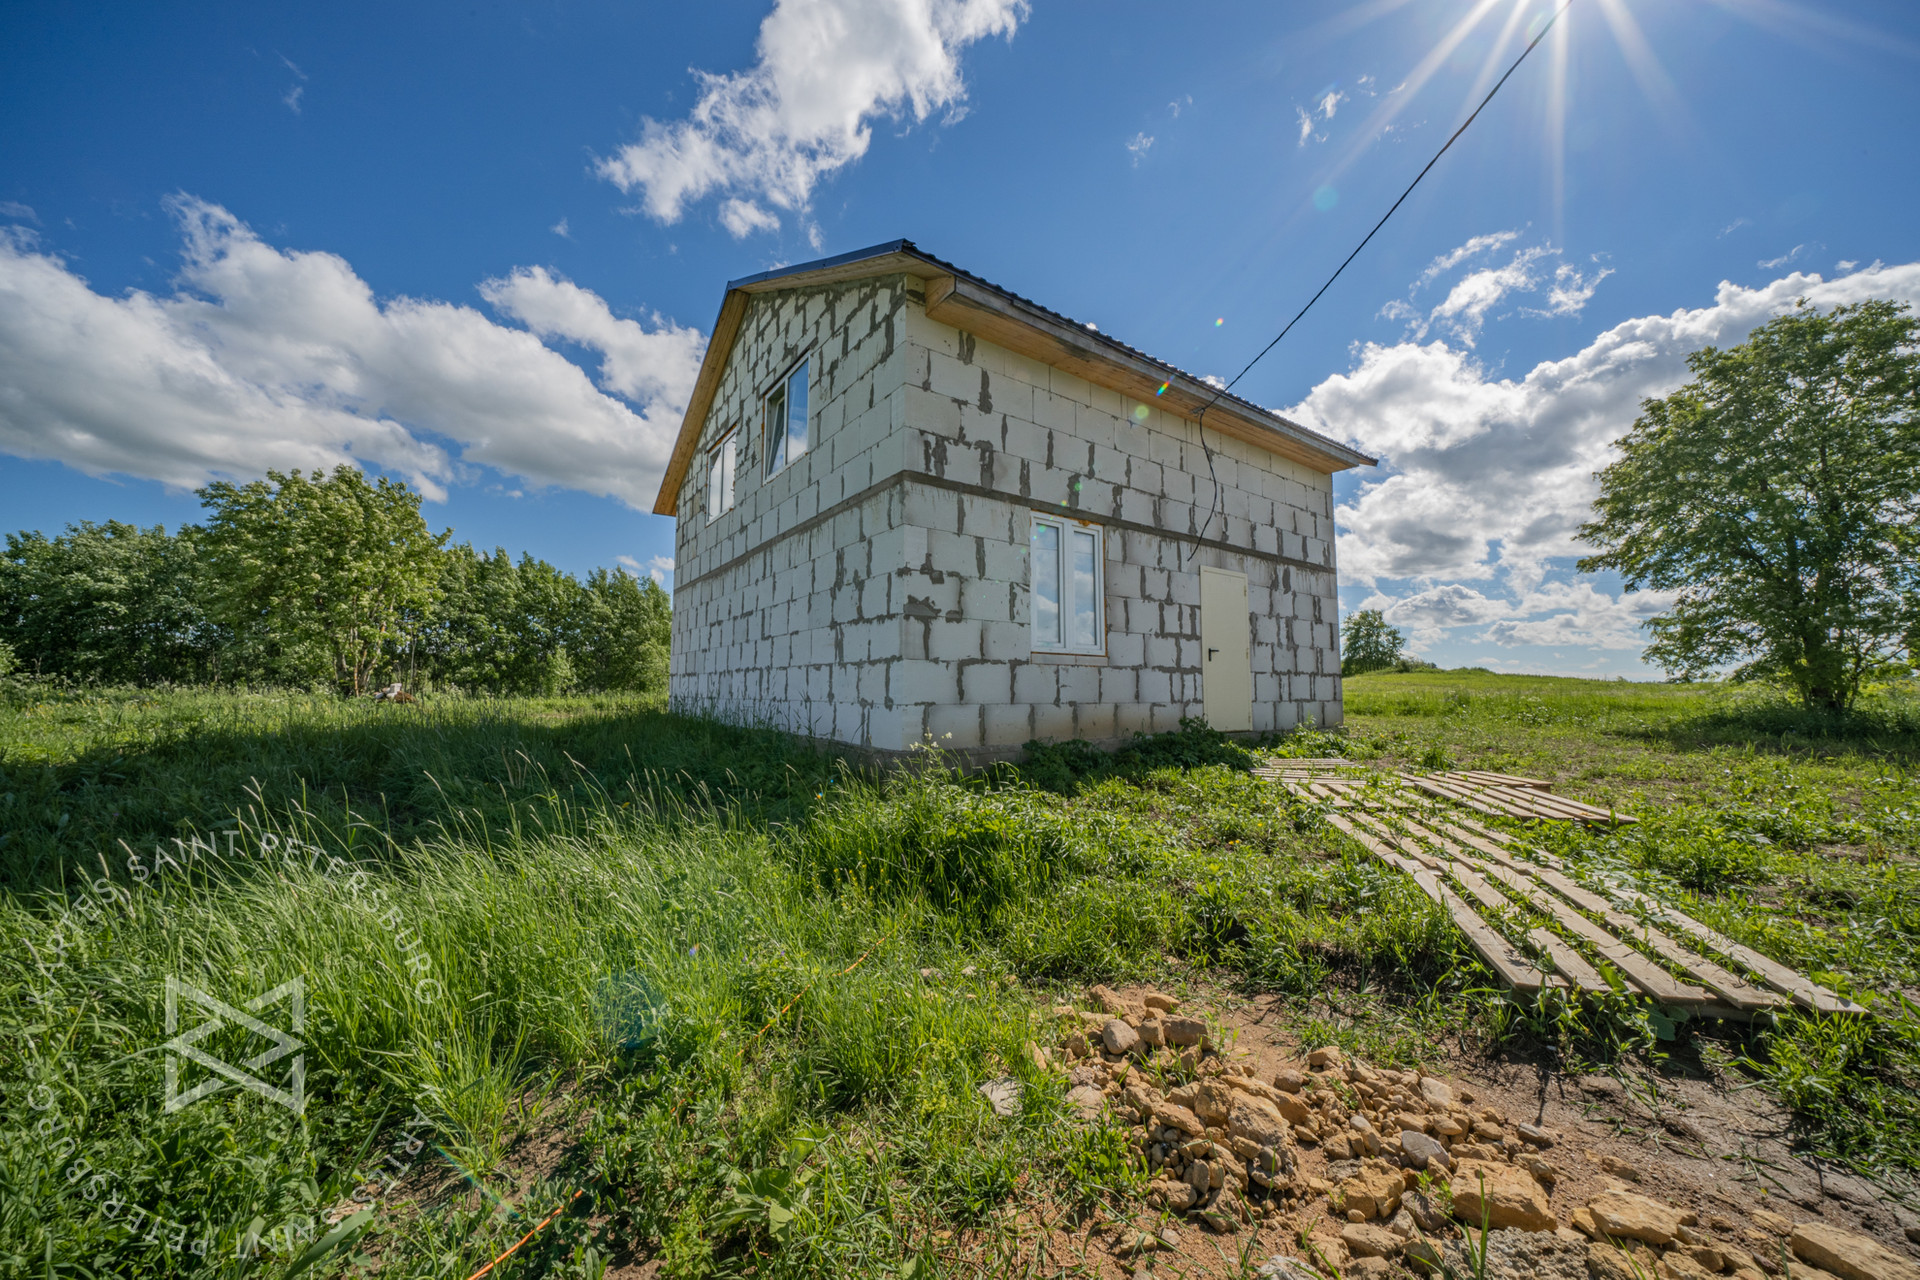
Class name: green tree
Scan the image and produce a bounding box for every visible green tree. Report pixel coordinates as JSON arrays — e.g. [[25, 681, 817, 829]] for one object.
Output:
[[1578, 300, 1920, 710], [0, 521, 217, 683], [575, 568, 672, 693], [198, 467, 450, 694], [1341, 608, 1405, 676]]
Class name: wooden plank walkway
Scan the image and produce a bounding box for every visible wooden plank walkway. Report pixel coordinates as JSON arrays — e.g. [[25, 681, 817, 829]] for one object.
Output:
[[1259, 760, 1861, 1019]]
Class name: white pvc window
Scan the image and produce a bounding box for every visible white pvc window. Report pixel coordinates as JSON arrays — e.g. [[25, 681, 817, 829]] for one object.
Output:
[[1030, 514, 1103, 654], [763, 358, 810, 477], [705, 430, 736, 522]]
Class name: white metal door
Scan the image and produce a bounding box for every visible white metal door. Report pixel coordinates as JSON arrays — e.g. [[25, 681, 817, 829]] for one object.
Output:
[[1200, 567, 1251, 731]]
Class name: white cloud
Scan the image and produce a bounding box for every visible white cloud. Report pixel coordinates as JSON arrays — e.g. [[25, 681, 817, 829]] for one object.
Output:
[[0, 200, 705, 509], [551, 217, 571, 239], [719, 198, 782, 238], [1316, 88, 1346, 120], [0, 202, 35, 223], [597, 0, 1026, 233], [1392, 233, 1609, 345], [1425, 246, 1554, 345], [1531, 260, 1614, 318], [1295, 105, 1315, 147], [1759, 244, 1809, 269], [1416, 230, 1520, 288], [648, 554, 675, 585], [1298, 261, 1920, 661], [1126, 132, 1154, 165], [279, 55, 307, 115]]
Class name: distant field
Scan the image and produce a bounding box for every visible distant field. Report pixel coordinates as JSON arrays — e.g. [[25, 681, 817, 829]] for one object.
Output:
[[1, 675, 1915, 1276]]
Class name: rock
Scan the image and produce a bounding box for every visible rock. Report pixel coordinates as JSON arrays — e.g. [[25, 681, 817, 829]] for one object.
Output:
[[1349, 1112, 1376, 1135], [1405, 1238, 1444, 1273], [1348, 1259, 1392, 1280], [1474, 1120, 1508, 1142], [1432, 1115, 1466, 1137], [1419, 1077, 1454, 1109], [1067, 1085, 1106, 1116], [1385, 1207, 1416, 1239], [1394, 1110, 1430, 1134], [1400, 1130, 1451, 1172], [1660, 1252, 1715, 1280], [1517, 1123, 1554, 1147], [1186, 1159, 1215, 1197], [1191, 1080, 1236, 1126], [1199, 1188, 1244, 1233], [1449, 1160, 1557, 1233], [1598, 1154, 1644, 1182], [1090, 984, 1129, 1015], [1584, 1190, 1685, 1247], [1155, 1102, 1206, 1137], [1228, 1097, 1293, 1150], [1341, 1223, 1403, 1258], [1149, 1178, 1196, 1211], [1323, 1133, 1353, 1161], [1308, 1045, 1344, 1069], [1339, 1158, 1406, 1221], [1684, 1244, 1727, 1272], [1517, 1154, 1558, 1184], [1587, 1241, 1640, 1280], [1164, 1016, 1208, 1048], [1274, 1069, 1307, 1093], [1113, 1230, 1160, 1258], [1144, 992, 1179, 1012], [979, 1077, 1023, 1117], [1159, 1226, 1182, 1247], [1257, 1259, 1328, 1280], [1437, 1230, 1592, 1280], [1405, 1190, 1449, 1234], [1102, 1019, 1141, 1055], [1137, 1018, 1166, 1048], [1790, 1221, 1920, 1280], [1751, 1209, 1794, 1235]]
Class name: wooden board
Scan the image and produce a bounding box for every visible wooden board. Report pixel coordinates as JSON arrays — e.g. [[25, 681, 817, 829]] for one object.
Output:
[[1526, 927, 1612, 994]]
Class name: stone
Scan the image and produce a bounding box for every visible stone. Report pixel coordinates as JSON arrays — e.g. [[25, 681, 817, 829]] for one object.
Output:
[[1090, 984, 1129, 1015], [1308, 1045, 1344, 1069], [1432, 1115, 1466, 1137], [979, 1077, 1022, 1117], [1137, 1018, 1166, 1048], [1395, 1110, 1430, 1135], [1103, 1019, 1141, 1055], [1155, 1102, 1206, 1137], [1449, 1160, 1557, 1233], [1348, 1259, 1392, 1280], [1660, 1252, 1715, 1280], [1598, 1154, 1644, 1182], [1400, 1130, 1451, 1172], [1517, 1123, 1554, 1147], [1149, 1179, 1196, 1211], [1587, 1242, 1640, 1280], [1273, 1069, 1307, 1093], [1338, 1158, 1406, 1221], [1199, 1188, 1244, 1233], [1405, 1238, 1444, 1273], [1144, 992, 1179, 1012], [1685, 1244, 1727, 1272], [1164, 1016, 1207, 1048], [1341, 1223, 1403, 1258], [1418, 1077, 1455, 1109], [1405, 1191, 1449, 1234], [1751, 1210, 1794, 1235], [1186, 1159, 1214, 1196], [1516, 1154, 1559, 1185], [1159, 1227, 1182, 1247], [1323, 1133, 1353, 1161], [1292, 1125, 1317, 1145], [1790, 1221, 1920, 1280], [1257, 1259, 1329, 1280], [1438, 1230, 1592, 1280], [1585, 1190, 1685, 1247], [1067, 1085, 1106, 1116], [1228, 1097, 1293, 1151]]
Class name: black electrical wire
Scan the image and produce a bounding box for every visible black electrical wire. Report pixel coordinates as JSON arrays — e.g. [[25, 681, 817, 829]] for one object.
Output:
[[1186, 0, 1574, 558]]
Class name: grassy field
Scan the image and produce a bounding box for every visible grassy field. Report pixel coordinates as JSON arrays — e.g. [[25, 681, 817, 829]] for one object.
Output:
[[1, 674, 1916, 1277]]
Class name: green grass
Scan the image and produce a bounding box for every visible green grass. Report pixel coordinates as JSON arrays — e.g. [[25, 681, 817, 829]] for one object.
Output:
[[0, 675, 1916, 1277]]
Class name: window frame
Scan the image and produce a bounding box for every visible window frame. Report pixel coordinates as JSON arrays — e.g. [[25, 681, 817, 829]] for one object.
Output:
[[1028, 513, 1106, 656], [762, 356, 811, 479], [705, 428, 737, 523]]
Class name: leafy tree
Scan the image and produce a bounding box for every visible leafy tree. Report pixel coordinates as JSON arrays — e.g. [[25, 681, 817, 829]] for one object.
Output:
[[198, 467, 450, 695], [0, 521, 218, 683], [1578, 300, 1920, 710], [1341, 608, 1406, 676], [575, 568, 672, 694]]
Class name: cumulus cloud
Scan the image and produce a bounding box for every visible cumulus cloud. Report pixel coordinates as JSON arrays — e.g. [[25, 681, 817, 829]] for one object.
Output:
[[1300, 260, 1920, 661], [1300, 260, 1920, 591], [1391, 232, 1612, 346], [1126, 132, 1154, 165], [597, 0, 1025, 233], [0, 200, 704, 508]]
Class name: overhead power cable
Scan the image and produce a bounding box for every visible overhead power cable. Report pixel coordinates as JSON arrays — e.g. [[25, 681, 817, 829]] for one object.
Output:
[[1216, 0, 1575, 404], [1185, 0, 1573, 558]]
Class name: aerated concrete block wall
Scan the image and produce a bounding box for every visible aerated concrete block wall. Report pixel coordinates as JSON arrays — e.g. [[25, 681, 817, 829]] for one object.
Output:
[[669, 276, 1344, 755]]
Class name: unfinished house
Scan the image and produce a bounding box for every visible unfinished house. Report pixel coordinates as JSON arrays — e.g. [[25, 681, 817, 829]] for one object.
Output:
[[655, 241, 1373, 756]]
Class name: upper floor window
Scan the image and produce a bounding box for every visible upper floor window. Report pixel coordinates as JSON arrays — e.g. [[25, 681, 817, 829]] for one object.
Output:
[[1030, 514, 1104, 654], [705, 429, 736, 523], [763, 358, 810, 477]]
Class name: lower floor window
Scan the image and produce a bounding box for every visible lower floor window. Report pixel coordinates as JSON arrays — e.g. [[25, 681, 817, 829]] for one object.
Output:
[[1030, 514, 1103, 653]]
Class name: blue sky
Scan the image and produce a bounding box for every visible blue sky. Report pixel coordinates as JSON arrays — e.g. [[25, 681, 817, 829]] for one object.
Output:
[[3, 0, 1917, 676]]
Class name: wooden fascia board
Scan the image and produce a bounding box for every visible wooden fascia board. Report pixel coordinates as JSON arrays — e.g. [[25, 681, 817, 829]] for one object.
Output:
[[653, 289, 750, 516], [924, 274, 1369, 475]]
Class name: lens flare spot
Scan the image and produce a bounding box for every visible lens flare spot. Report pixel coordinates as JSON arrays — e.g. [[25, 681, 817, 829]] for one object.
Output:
[[1214, 317, 1224, 326], [1313, 184, 1339, 211], [1154, 381, 1170, 397], [1131, 404, 1150, 423]]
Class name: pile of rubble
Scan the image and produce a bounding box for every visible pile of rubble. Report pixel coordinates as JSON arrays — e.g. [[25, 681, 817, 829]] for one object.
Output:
[[1037, 986, 1918, 1280]]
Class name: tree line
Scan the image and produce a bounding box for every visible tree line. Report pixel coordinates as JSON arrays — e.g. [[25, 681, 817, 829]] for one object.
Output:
[[0, 466, 670, 696]]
